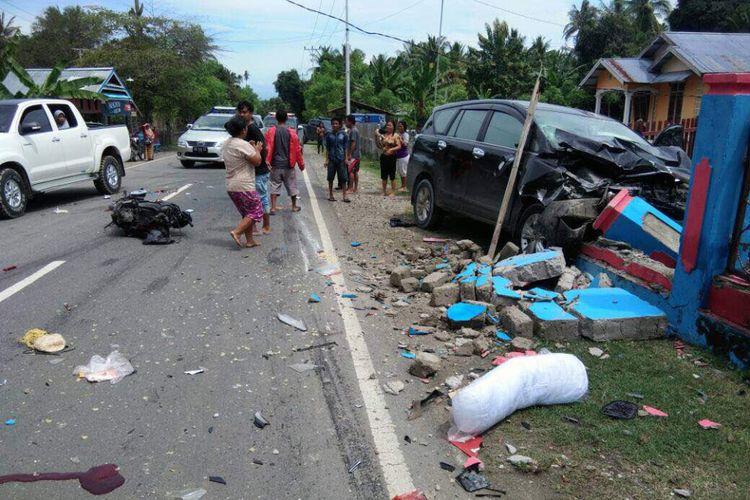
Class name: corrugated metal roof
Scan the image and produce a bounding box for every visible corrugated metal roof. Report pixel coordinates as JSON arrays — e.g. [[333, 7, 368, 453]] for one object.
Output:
[[662, 32, 750, 74], [604, 58, 654, 84]]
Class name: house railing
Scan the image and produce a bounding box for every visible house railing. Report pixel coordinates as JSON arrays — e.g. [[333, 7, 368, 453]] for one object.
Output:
[[632, 118, 698, 157]]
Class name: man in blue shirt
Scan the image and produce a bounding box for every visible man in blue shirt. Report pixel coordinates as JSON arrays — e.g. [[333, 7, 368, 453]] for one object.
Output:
[[324, 116, 350, 202]]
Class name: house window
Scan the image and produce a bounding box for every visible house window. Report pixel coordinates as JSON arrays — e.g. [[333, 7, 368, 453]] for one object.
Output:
[[667, 83, 684, 124]]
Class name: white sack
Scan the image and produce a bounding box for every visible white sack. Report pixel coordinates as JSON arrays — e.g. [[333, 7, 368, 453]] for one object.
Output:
[[451, 353, 588, 435]]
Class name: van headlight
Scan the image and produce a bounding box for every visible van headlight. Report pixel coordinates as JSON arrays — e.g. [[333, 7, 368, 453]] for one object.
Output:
[[177, 138, 188, 148]]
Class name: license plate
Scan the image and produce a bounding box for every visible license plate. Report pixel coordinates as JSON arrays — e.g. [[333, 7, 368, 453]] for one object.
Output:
[[193, 146, 207, 153]]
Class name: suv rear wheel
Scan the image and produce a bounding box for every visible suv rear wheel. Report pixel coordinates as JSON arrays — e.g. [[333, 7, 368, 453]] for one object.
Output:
[[413, 178, 443, 229], [94, 155, 122, 195], [0, 168, 27, 219]]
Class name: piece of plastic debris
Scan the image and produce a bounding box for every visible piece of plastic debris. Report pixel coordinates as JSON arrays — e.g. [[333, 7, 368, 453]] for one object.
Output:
[[184, 368, 205, 375], [348, 459, 362, 473], [184, 209, 194, 214], [423, 237, 448, 243], [277, 313, 307, 331], [73, 351, 134, 384], [642, 405, 668, 417], [53, 207, 69, 214], [2, 265, 16, 272], [464, 456, 484, 470], [308, 294, 321, 303], [0, 464, 125, 495], [456, 468, 490, 493], [439, 461, 456, 472], [316, 263, 341, 276], [698, 419, 721, 429], [449, 435, 483, 458], [351, 241, 361, 247], [341, 293, 357, 299], [391, 489, 428, 500], [400, 352, 416, 359], [408, 389, 445, 420], [208, 476, 226, 485], [169, 488, 207, 500], [20, 329, 48, 349], [602, 400, 639, 420], [408, 326, 431, 336], [452, 354, 588, 435], [5, 418, 16, 425], [404, 435, 412, 444], [254, 411, 269, 429], [495, 331, 512, 341], [435, 263, 450, 270], [289, 363, 318, 373]]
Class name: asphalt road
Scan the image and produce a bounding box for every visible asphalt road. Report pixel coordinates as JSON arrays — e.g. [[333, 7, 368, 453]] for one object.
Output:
[[0, 155, 429, 499]]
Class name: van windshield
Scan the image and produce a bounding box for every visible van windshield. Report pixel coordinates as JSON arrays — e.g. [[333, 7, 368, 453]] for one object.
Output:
[[192, 114, 230, 131], [0, 104, 18, 133]]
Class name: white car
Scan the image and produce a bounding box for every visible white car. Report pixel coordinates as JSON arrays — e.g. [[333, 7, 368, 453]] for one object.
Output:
[[0, 98, 131, 219], [177, 111, 263, 168]]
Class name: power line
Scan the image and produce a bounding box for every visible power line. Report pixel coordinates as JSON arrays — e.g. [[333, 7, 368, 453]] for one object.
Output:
[[364, 0, 427, 26], [0, 0, 38, 24], [470, 0, 565, 27]]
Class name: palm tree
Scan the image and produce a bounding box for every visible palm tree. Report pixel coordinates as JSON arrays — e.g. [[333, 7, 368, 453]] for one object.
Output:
[[625, 0, 671, 33], [6, 63, 105, 99], [401, 61, 436, 124], [564, 0, 599, 41], [0, 13, 19, 51], [369, 54, 404, 95], [129, 0, 145, 17]]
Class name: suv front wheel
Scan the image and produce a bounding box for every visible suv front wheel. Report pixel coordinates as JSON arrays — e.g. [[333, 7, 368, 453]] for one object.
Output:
[[413, 178, 443, 229]]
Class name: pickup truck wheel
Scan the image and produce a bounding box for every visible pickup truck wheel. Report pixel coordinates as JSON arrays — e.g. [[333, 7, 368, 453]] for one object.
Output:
[[0, 168, 27, 219], [180, 160, 195, 168], [413, 178, 443, 229], [94, 155, 122, 195], [515, 204, 546, 254]]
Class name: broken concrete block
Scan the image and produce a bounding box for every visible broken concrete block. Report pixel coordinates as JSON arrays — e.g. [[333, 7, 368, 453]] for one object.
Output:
[[459, 327, 482, 339], [400, 277, 420, 293], [390, 266, 411, 288], [472, 337, 490, 355], [456, 239, 476, 250], [446, 302, 487, 329], [477, 255, 493, 266], [409, 352, 442, 377], [522, 301, 579, 341], [563, 288, 667, 341], [597, 273, 613, 288], [555, 266, 580, 293], [422, 271, 451, 292], [510, 336, 535, 351], [494, 249, 566, 286], [476, 282, 493, 304], [445, 375, 464, 390], [459, 278, 477, 301], [382, 379, 405, 395], [500, 306, 534, 338], [411, 268, 428, 280], [431, 283, 460, 307], [434, 331, 452, 342], [496, 241, 520, 262]]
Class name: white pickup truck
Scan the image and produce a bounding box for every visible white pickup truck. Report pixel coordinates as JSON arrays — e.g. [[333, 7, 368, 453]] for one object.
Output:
[[0, 98, 131, 218]]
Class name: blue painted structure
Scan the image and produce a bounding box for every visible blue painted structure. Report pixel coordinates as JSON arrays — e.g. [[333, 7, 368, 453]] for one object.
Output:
[[527, 301, 577, 321], [563, 288, 666, 321], [494, 250, 562, 269]]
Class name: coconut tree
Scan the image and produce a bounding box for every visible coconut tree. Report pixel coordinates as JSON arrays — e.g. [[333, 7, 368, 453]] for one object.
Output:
[[368, 54, 404, 95], [626, 0, 672, 33], [563, 0, 599, 41], [401, 61, 436, 124]]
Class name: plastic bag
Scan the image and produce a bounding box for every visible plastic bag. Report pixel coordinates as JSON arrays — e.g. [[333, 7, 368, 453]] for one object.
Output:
[[451, 353, 588, 435], [74, 351, 135, 384]]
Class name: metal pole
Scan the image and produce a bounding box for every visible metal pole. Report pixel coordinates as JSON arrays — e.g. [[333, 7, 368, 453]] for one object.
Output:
[[433, 0, 444, 107], [345, 0, 351, 115]]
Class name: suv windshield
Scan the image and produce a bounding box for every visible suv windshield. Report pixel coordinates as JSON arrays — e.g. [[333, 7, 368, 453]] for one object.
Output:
[[0, 104, 17, 133], [192, 114, 231, 131], [264, 117, 298, 128], [535, 109, 658, 153]]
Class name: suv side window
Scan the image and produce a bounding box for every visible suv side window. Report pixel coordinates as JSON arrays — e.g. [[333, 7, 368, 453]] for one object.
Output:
[[19, 105, 53, 135], [451, 109, 488, 141], [47, 103, 78, 129], [483, 111, 522, 149], [431, 108, 458, 135]]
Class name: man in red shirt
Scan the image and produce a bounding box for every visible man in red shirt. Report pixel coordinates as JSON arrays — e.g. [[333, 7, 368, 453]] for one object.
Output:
[[265, 110, 305, 213]]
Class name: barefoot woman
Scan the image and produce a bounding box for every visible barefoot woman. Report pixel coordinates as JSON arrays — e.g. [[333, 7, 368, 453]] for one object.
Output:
[[222, 116, 264, 248]]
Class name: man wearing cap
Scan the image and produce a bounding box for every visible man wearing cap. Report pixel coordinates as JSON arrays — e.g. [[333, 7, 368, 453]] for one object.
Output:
[[54, 110, 70, 130]]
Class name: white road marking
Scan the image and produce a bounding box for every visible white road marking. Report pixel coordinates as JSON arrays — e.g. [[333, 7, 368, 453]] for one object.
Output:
[[0, 261, 66, 304], [125, 154, 177, 170], [301, 169, 415, 496], [161, 183, 193, 201]]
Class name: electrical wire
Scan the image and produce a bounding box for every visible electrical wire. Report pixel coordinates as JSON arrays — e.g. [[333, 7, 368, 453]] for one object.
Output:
[[470, 0, 565, 27], [364, 0, 427, 26], [0, 0, 38, 24]]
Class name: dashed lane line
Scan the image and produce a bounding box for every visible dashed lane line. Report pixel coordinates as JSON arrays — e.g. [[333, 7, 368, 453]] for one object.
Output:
[[300, 168, 415, 497], [125, 154, 177, 170], [0, 261, 66, 304], [161, 183, 193, 201]]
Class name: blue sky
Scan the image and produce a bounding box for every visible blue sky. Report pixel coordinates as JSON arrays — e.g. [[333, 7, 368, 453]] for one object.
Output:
[[4, 0, 584, 98]]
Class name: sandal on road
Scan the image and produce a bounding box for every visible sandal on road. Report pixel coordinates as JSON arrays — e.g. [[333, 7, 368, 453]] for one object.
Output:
[[343, 198, 351, 203], [327, 197, 336, 202], [292, 206, 302, 212]]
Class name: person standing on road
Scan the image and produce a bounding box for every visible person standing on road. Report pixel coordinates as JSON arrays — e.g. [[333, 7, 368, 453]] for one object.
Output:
[[142, 123, 156, 161], [237, 100, 271, 234], [345, 114, 360, 195], [266, 109, 305, 213], [375, 120, 401, 197], [396, 120, 410, 192], [324, 116, 349, 203], [316, 122, 325, 154], [222, 116, 263, 248]]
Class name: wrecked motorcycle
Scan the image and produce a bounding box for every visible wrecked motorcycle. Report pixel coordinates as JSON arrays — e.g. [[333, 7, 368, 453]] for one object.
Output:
[[108, 191, 193, 244]]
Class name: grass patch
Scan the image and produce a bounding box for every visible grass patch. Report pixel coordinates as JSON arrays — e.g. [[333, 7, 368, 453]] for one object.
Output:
[[483, 338, 749, 498]]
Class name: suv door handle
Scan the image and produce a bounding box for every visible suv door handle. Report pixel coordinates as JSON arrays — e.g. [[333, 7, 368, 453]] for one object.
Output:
[[472, 147, 485, 159], [437, 140, 447, 151], [52, 137, 61, 143], [80, 133, 88, 138]]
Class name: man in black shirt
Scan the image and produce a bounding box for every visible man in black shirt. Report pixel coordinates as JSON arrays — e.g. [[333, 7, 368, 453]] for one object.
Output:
[[237, 101, 271, 234]]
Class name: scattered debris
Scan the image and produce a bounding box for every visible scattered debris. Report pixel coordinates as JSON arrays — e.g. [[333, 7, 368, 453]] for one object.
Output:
[[351, 241, 362, 247], [495, 331, 512, 342], [602, 400, 638, 420], [698, 419, 721, 430], [449, 435, 483, 458], [400, 352, 416, 360], [169, 488, 207, 500], [439, 462, 456, 472], [2, 265, 16, 272], [642, 405, 668, 417], [447, 302, 487, 329], [109, 192, 192, 244], [73, 351, 134, 384], [316, 263, 341, 276], [456, 468, 491, 493], [505, 443, 517, 454], [53, 207, 69, 214], [184, 368, 205, 375], [342, 293, 357, 299], [588, 347, 605, 358], [308, 294, 321, 303], [348, 459, 362, 473], [391, 489, 427, 500], [293, 341, 337, 352], [208, 476, 226, 485], [673, 488, 692, 498], [408, 352, 442, 378], [277, 313, 307, 332], [389, 217, 415, 228], [19, 329, 66, 353], [493, 249, 565, 286], [408, 389, 445, 420], [289, 363, 319, 373], [0, 464, 125, 495], [507, 454, 537, 467], [5, 418, 16, 425], [445, 375, 464, 390], [253, 411, 269, 429], [382, 379, 405, 395]]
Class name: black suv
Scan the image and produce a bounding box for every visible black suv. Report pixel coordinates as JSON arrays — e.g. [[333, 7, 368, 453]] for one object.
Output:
[[407, 100, 690, 250]]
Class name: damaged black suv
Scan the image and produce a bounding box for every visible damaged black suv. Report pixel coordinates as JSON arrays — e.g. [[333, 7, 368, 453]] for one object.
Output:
[[407, 100, 691, 251]]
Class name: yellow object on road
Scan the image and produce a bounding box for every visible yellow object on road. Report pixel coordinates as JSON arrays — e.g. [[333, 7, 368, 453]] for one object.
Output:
[[20, 328, 48, 348]]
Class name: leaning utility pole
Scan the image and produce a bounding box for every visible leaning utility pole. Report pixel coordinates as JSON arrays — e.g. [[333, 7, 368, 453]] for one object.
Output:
[[345, 0, 351, 115], [433, 0, 444, 107]]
